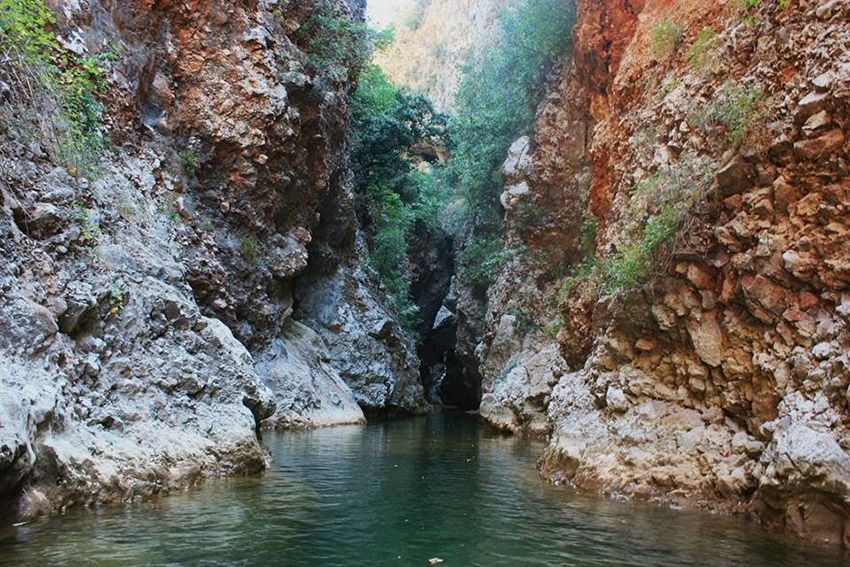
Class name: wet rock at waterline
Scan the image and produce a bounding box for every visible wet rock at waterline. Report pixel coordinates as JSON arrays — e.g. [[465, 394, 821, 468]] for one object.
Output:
[[0, 0, 422, 520]]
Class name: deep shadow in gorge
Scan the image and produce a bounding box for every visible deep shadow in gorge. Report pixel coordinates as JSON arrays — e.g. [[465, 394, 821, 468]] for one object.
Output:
[[409, 222, 480, 410]]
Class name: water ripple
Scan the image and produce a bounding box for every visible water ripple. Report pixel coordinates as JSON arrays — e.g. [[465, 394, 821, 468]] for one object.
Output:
[[1, 413, 847, 566]]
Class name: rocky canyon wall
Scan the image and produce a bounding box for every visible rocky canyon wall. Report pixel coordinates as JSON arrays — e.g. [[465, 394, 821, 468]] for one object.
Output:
[[0, 0, 424, 520], [475, 0, 850, 547]]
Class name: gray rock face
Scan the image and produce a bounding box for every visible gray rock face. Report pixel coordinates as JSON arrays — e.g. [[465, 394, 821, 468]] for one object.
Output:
[[255, 320, 365, 429], [479, 341, 566, 437], [0, 172, 274, 517], [0, 0, 425, 520], [296, 259, 426, 415]]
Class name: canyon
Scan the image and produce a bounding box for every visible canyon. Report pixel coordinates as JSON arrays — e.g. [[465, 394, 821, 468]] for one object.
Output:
[[1, 0, 849, 555], [384, 0, 850, 548]]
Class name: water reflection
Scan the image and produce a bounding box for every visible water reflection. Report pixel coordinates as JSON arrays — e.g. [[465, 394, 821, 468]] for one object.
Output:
[[1, 413, 846, 566]]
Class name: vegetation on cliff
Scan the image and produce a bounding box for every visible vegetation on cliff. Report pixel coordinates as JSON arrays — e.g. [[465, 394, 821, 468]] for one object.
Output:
[[0, 0, 110, 175], [352, 0, 578, 336], [294, 0, 393, 84], [451, 0, 575, 223], [450, 0, 576, 284], [350, 65, 448, 330]]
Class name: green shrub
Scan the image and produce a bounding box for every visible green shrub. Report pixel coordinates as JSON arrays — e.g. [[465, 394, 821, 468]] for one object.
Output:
[[447, 0, 576, 292], [350, 65, 448, 333], [0, 0, 108, 175], [366, 187, 417, 325], [351, 66, 446, 201], [0, 0, 56, 62], [602, 204, 681, 293], [566, 155, 713, 298], [457, 236, 515, 285], [690, 82, 762, 143], [559, 256, 598, 299], [108, 282, 125, 315], [602, 242, 648, 293], [450, 0, 576, 226], [739, 0, 762, 24], [642, 204, 680, 252], [543, 314, 564, 339], [638, 155, 714, 206], [61, 55, 108, 157], [581, 216, 598, 252], [659, 77, 681, 98], [605, 155, 713, 293], [650, 20, 683, 60], [630, 126, 659, 154], [630, 171, 661, 195], [688, 27, 716, 71], [240, 236, 261, 263], [181, 149, 198, 177], [74, 204, 101, 243], [411, 168, 453, 229], [297, 1, 392, 84]]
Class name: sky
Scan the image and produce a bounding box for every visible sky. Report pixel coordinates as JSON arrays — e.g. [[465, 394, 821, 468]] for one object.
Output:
[[366, 0, 415, 27]]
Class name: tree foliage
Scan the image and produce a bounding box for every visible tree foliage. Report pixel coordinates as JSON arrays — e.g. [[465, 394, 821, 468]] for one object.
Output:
[[450, 0, 576, 226], [350, 65, 448, 331], [448, 0, 576, 286], [351, 66, 446, 205], [296, 0, 394, 84]]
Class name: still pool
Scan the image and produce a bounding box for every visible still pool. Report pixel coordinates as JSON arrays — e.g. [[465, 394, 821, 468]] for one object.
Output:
[[1, 413, 847, 566]]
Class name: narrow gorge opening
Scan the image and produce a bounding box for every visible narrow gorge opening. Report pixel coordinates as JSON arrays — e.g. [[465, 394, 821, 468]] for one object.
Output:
[[350, 0, 577, 413]]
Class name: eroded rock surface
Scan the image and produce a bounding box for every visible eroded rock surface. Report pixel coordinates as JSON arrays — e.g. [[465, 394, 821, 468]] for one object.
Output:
[[471, 0, 850, 547], [0, 0, 423, 519]]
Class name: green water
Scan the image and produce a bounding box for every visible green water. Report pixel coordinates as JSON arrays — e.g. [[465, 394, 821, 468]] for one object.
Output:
[[1, 413, 847, 566]]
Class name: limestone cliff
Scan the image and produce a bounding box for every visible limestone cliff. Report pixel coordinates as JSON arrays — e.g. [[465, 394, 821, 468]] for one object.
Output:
[[476, 0, 850, 547], [0, 0, 424, 519]]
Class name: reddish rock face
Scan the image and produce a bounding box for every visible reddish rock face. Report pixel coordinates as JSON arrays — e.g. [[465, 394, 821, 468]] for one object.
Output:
[[573, 0, 644, 228], [108, 0, 345, 235], [477, 0, 850, 547]]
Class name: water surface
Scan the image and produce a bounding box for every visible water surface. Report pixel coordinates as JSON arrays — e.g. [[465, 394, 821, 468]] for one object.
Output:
[[1, 413, 847, 565]]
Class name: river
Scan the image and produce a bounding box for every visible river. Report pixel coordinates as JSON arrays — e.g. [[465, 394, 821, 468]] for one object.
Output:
[[1, 413, 846, 565]]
